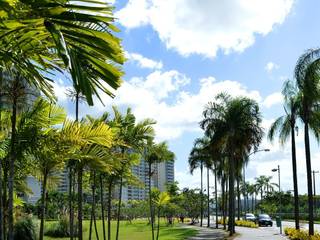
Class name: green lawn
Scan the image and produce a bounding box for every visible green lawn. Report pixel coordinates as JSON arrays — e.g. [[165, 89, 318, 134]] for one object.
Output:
[[44, 220, 198, 240]]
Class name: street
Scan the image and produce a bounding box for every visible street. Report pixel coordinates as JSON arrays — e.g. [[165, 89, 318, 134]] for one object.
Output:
[[201, 218, 320, 239]]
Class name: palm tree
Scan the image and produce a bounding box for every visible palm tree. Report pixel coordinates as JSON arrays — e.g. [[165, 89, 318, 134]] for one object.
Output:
[[189, 138, 209, 227], [144, 140, 175, 240], [200, 93, 263, 236], [294, 49, 320, 235], [255, 176, 277, 200], [154, 191, 170, 240], [106, 107, 155, 240], [268, 79, 300, 230]]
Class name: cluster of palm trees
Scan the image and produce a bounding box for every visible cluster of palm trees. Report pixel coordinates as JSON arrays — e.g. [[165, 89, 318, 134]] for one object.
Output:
[[268, 48, 320, 235], [189, 93, 263, 236], [189, 48, 320, 237], [0, 0, 175, 240]]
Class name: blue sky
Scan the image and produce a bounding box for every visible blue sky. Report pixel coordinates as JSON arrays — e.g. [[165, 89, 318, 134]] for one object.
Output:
[[55, 0, 320, 194]]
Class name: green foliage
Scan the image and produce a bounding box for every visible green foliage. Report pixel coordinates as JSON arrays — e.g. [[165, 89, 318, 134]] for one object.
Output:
[[13, 216, 38, 240], [44, 216, 73, 238]]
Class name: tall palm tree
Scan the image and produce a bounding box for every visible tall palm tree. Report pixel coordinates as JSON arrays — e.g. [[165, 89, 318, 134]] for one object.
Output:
[[268, 79, 300, 230], [255, 176, 277, 200], [294, 49, 320, 235], [201, 93, 263, 236], [188, 137, 212, 227], [144, 140, 175, 240]]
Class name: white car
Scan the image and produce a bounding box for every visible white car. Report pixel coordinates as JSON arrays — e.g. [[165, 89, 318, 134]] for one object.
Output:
[[244, 213, 256, 222]]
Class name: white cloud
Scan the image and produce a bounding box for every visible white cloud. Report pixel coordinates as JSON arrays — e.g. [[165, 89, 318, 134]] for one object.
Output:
[[116, 0, 293, 58], [265, 61, 280, 73], [262, 92, 283, 108], [125, 52, 163, 69], [90, 72, 262, 141]]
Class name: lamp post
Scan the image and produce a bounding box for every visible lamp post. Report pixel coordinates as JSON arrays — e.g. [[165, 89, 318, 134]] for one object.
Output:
[[272, 165, 281, 234], [313, 170, 319, 217], [243, 148, 270, 216]]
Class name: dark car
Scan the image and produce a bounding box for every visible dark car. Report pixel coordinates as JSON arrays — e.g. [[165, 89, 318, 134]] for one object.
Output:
[[244, 213, 256, 222], [257, 214, 273, 227]]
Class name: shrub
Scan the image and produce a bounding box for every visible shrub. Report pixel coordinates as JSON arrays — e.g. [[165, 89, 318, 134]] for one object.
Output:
[[284, 227, 320, 240], [235, 220, 258, 228], [13, 216, 38, 240], [45, 216, 70, 237]]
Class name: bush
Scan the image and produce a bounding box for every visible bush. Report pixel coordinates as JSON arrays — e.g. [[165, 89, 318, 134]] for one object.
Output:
[[45, 217, 70, 237], [13, 216, 38, 240], [284, 227, 320, 240], [235, 220, 258, 228]]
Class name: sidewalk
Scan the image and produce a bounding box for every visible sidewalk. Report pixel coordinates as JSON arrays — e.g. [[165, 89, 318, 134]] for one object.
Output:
[[182, 225, 227, 240], [234, 226, 287, 240]]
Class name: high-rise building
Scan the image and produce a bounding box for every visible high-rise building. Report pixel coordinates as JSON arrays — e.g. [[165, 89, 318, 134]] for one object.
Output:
[[120, 159, 174, 201]]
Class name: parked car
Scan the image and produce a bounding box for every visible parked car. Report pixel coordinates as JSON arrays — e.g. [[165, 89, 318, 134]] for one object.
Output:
[[257, 214, 273, 227], [244, 213, 256, 222]]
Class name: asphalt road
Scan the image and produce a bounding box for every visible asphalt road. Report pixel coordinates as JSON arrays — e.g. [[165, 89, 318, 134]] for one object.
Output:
[[202, 218, 320, 239]]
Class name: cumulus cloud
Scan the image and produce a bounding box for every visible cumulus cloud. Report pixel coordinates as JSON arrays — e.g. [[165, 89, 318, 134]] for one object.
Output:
[[125, 52, 163, 69], [116, 0, 293, 58], [265, 61, 280, 73], [262, 92, 283, 108]]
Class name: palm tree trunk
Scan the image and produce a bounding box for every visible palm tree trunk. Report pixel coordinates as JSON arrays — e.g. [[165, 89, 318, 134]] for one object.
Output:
[[237, 178, 240, 220], [89, 206, 93, 240], [304, 122, 314, 235], [8, 91, 17, 240], [115, 175, 123, 240], [69, 166, 74, 240], [92, 172, 99, 240], [228, 156, 235, 236], [291, 124, 300, 230], [251, 195, 254, 213], [78, 165, 83, 240], [107, 179, 113, 240], [200, 162, 203, 227], [148, 162, 155, 240], [39, 172, 48, 240], [156, 207, 160, 240], [214, 168, 218, 229], [100, 175, 106, 240], [207, 167, 210, 227], [3, 164, 7, 240], [0, 156, 3, 240], [221, 176, 225, 229]]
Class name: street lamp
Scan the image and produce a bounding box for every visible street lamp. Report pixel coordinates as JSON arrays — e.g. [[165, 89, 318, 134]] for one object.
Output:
[[313, 170, 319, 217], [272, 165, 281, 234], [243, 148, 270, 215]]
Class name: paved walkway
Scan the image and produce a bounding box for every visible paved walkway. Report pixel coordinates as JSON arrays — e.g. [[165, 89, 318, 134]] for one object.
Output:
[[234, 226, 287, 240], [183, 225, 227, 240]]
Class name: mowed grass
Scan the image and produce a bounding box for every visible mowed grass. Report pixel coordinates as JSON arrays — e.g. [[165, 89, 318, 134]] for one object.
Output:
[[44, 219, 198, 240]]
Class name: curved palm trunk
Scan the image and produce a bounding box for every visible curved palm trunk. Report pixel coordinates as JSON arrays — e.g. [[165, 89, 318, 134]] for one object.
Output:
[[291, 124, 300, 230], [200, 163, 203, 227], [39, 172, 48, 240], [115, 175, 123, 240], [69, 167, 74, 240], [214, 168, 218, 229], [148, 162, 155, 240], [228, 156, 235, 236], [8, 91, 17, 240], [78, 165, 83, 240], [100, 175, 106, 240], [304, 123, 314, 235], [207, 167, 210, 227]]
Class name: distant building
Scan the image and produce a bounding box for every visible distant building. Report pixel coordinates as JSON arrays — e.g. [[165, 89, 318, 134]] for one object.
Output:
[[24, 176, 41, 205], [119, 159, 175, 201]]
